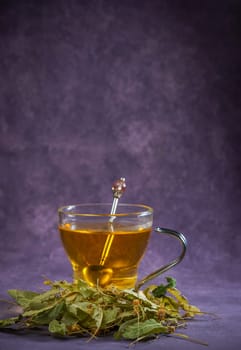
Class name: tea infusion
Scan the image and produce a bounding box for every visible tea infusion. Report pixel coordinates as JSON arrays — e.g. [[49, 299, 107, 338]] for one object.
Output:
[[59, 222, 151, 289]]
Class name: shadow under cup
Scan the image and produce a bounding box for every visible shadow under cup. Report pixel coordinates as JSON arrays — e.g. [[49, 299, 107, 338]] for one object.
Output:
[[58, 203, 187, 290]]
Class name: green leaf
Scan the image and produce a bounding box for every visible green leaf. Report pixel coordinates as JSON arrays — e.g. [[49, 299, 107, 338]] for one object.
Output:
[[102, 307, 120, 326], [0, 277, 204, 344], [8, 290, 40, 308], [120, 319, 169, 340], [167, 288, 201, 316], [28, 289, 62, 310], [92, 306, 103, 334], [152, 277, 176, 298], [75, 280, 96, 298], [48, 319, 67, 336], [31, 301, 65, 325], [0, 316, 19, 327], [61, 310, 79, 326], [114, 318, 138, 340], [67, 302, 90, 321], [161, 296, 180, 318], [66, 301, 104, 333], [152, 285, 167, 298]]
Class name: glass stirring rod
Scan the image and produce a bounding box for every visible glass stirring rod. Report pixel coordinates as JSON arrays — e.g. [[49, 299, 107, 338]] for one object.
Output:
[[99, 178, 126, 266]]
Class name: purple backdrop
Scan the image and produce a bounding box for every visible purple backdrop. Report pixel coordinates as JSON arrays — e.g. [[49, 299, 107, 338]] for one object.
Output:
[[0, 1, 241, 349]]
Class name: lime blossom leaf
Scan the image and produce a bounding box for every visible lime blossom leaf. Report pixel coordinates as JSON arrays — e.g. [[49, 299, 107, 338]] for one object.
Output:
[[48, 319, 67, 336], [102, 307, 120, 327], [8, 290, 40, 308], [119, 319, 170, 340], [152, 277, 176, 298], [167, 288, 201, 316], [31, 301, 65, 325], [0, 317, 20, 327], [0, 277, 205, 344]]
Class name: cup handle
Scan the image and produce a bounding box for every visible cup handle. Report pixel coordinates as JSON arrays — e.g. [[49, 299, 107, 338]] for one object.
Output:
[[135, 227, 187, 291]]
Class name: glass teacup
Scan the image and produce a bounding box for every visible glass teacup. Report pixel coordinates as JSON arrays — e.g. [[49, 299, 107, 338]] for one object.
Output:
[[58, 203, 187, 290]]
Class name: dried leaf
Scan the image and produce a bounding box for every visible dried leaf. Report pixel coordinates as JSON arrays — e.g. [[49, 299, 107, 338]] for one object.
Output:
[[31, 301, 65, 325], [117, 319, 169, 340], [8, 290, 39, 308], [48, 319, 67, 336], [0, 277, 205, 345], [152, 277, 176, 297], [0, 317, 20, 327]]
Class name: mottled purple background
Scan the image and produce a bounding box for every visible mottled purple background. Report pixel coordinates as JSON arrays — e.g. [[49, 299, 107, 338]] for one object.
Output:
[[0, 1, 241, 349]]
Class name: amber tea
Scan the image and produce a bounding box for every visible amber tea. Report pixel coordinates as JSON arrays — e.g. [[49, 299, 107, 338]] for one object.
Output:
[[59, 222, 151, 289], [58, 203, 187, 290]]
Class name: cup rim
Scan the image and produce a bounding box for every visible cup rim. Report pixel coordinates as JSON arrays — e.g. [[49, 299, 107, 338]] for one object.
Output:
[[58, 203, 153, 217]]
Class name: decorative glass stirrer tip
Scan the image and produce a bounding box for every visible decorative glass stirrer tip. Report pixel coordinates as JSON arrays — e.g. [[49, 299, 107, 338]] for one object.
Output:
[[110, 177, 126, 218], [112, 177, 126, 199]]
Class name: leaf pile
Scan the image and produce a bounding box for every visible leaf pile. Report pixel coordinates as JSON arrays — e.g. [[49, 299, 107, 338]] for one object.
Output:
[[0, 277, 204, 343]]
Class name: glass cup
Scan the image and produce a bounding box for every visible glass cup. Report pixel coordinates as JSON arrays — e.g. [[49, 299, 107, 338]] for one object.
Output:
[[58, 203, 187, 290]]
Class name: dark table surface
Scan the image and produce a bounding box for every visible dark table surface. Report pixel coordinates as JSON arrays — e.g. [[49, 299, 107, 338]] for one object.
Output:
[[1, 265, 241, 350]]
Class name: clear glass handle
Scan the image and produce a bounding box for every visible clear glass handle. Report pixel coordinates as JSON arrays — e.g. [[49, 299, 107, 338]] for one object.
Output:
[[135, 227, 187, 290]]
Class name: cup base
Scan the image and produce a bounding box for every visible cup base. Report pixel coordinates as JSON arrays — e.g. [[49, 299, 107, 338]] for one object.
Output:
[[73, 264, 137, 289]]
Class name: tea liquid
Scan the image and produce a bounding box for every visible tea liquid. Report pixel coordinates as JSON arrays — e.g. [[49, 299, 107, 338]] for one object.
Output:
[[59, 222, 151, 289]]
